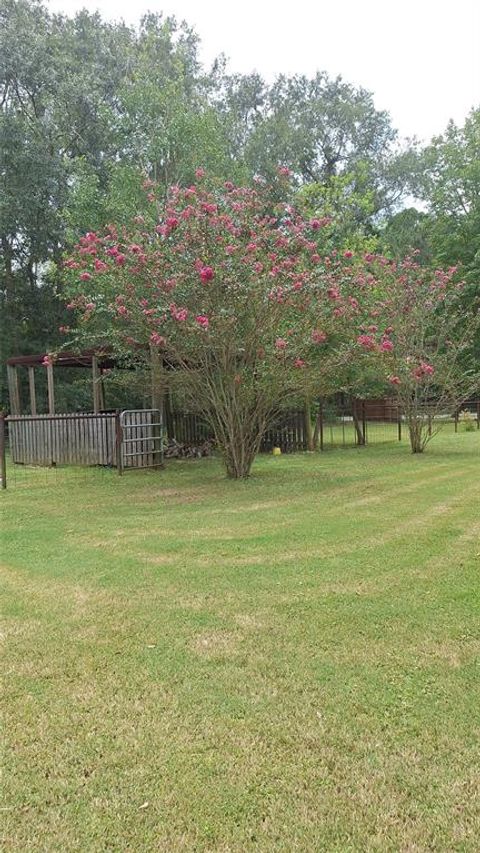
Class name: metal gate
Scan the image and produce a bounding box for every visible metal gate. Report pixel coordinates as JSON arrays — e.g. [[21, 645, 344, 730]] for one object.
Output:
[[119, 409, 164, 472]]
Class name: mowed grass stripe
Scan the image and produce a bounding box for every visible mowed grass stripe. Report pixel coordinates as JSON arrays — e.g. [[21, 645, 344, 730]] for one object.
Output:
[[1, 431, 479, 851]]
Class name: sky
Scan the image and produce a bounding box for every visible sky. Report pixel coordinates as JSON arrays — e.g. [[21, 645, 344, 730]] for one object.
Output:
[[47, 0, 480, 143]]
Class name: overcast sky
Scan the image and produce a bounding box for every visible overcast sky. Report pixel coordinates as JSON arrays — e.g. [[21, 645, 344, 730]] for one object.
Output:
[[47, 0, 479, 143]]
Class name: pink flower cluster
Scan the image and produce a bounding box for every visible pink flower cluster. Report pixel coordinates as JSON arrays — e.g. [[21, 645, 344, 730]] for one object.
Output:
[[199, 266, 214, 283], [311, 330, 327, 344], [150, 332, 166, 347], [170, 305, 188, 322], [412, 362, 435, 381], [357, 334, 377, 351]]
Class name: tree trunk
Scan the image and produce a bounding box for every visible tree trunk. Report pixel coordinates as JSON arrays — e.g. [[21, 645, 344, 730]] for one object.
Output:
[[408, 417, 425, 453], [223, 444, 258, 479], [351, 397, 366, 445], [208, 405, 267, 479], [221, 426, 262, 478], [304, 399, 315, 451]]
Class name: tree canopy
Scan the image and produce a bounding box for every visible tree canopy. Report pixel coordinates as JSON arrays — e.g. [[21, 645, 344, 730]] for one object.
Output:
[[1, 0, 479, 428]]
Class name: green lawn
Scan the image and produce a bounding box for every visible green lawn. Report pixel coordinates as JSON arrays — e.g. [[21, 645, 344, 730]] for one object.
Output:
[[2, 432, 480, 851]]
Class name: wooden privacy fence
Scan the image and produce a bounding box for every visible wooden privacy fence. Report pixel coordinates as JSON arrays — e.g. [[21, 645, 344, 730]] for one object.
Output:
[[8, 413, 118, 466], [261, 411, 308, 452], [165, 410, 213, 445], [6, 410, 164, 471]]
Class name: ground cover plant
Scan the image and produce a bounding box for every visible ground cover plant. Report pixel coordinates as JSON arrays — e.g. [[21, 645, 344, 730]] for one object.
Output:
[[2, 431, 480, 851]]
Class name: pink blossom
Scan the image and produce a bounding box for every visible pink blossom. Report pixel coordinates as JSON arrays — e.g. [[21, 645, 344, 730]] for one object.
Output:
[[224, 181, 234, 191], [225, 245, 237, 255], [129, 244, 142, 254], [200, 266, 214, 283], [344, 250, 353, 259], [195, 314, 209, 329], [195, 167, 205, 179], [311, 330, 327, 344], [293, 357, 305, 368], [115, 253, 126, 266], [79, 271, 92, 281], [388, 375, 401, 385], [380, 340, 394, 352], [170, 305, 188, 322], [42, 355, 53, 366], [166, 216, 179, 229], [277, 166, 292, 177], [94, 259, 108, 272], [150, 332, 166, 347], [310, 219, 322, 230], [292, 281, 303, 291], [327, 287, 340, 300], [85, 302, 95, 311], [275, 338, 288, 350], [357, 334, 376, 350]]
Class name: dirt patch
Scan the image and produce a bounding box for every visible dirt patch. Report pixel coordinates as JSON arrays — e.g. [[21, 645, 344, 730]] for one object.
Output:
[[191, 629, 237, 658]]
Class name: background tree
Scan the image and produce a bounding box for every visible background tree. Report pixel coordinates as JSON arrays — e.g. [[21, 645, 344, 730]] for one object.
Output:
[[414, 109, 480, 362], [354, 256, 480, 452]]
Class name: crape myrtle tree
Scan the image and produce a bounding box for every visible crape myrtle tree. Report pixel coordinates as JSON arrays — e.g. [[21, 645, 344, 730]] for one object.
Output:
[[352, 255, 480, 453], [64, 170, 369, 477]]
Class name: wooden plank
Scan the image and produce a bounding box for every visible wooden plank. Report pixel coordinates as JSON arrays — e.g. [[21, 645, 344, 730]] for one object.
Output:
[[7, 365, 21, 415], [28, 367, 37, 415]]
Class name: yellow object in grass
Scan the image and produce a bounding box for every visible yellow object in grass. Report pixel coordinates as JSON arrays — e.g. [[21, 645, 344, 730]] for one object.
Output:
[[272, 446, 282, 456]]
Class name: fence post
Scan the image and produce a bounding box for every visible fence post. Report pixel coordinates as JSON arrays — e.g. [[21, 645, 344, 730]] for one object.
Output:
[[362, 400, 367, 446], [397, 406, 402, 442], [0, 413, 6, 490], [454, 410, 458, 433], [477, 400, 480, 430], [115, 411, 123, 475], [319, 400, 324, 451]]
